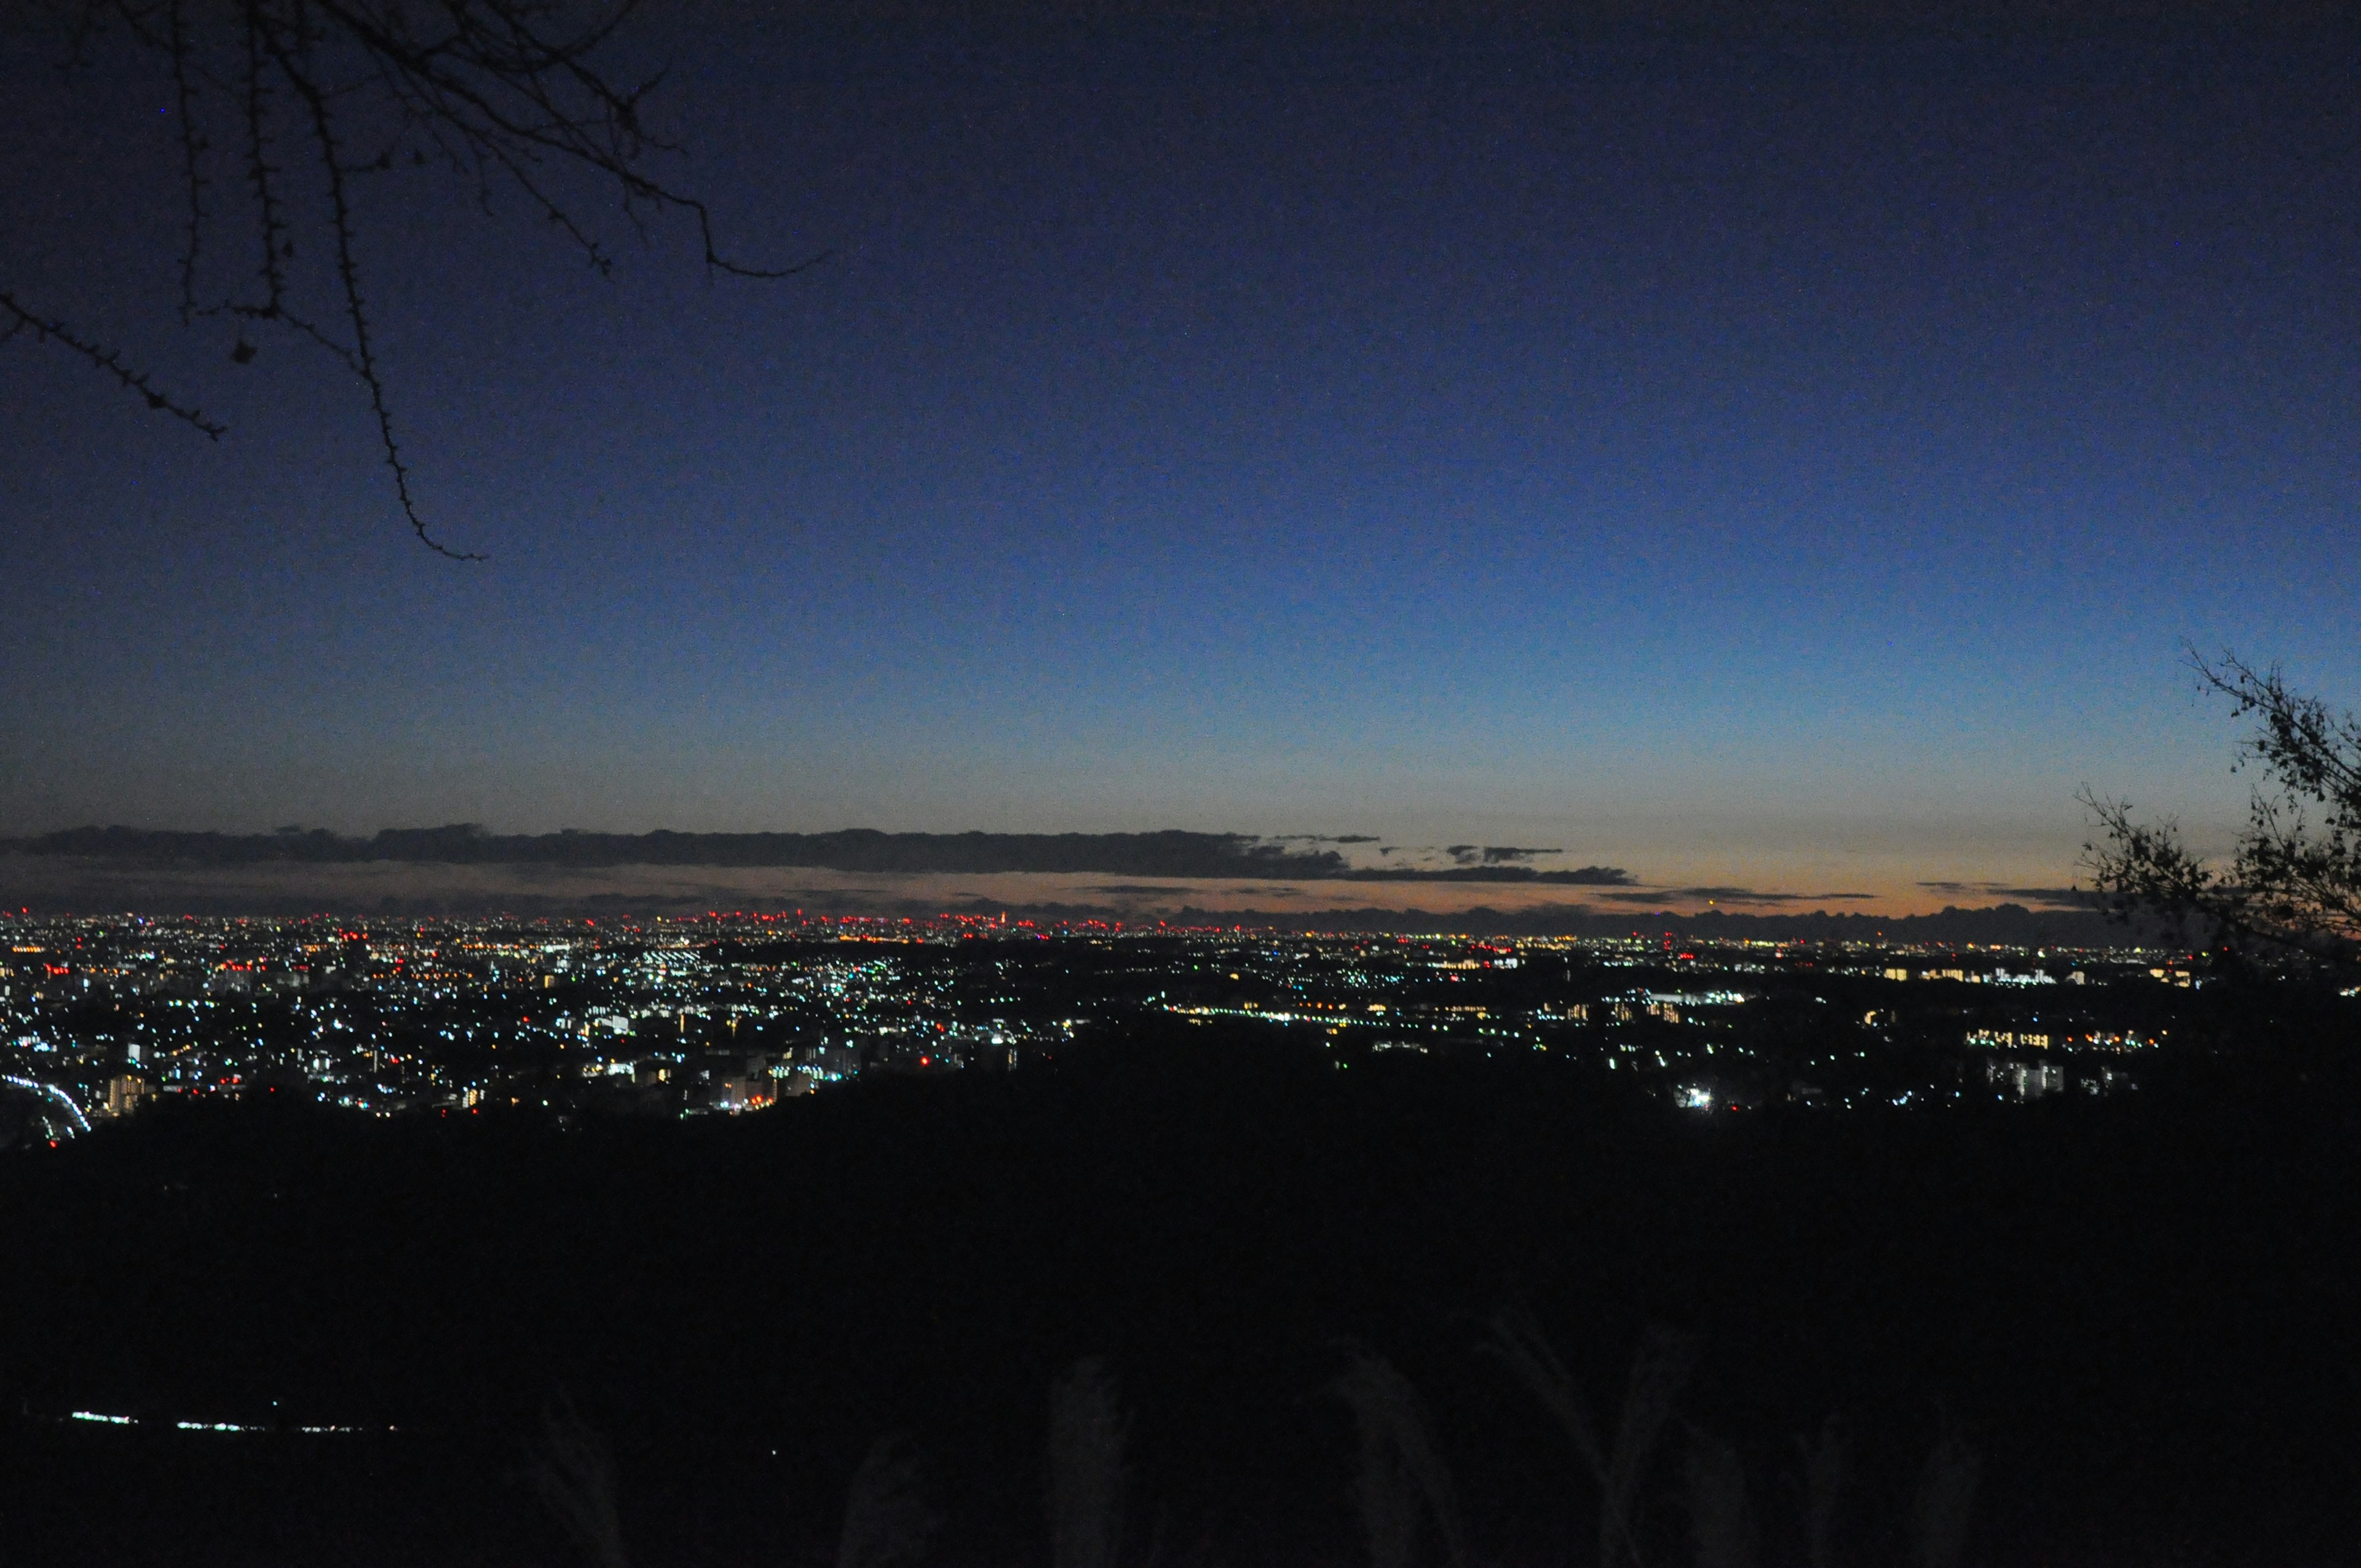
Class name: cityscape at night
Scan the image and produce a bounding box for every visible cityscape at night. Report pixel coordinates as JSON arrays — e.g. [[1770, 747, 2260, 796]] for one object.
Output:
[[8, 0, 2361, 1563], [4, 893, 2353, 1567], [2, 911, 2207, 1144]]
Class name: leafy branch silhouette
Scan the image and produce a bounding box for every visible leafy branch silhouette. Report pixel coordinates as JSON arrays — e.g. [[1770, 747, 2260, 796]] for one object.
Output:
[[2083, 646, 2361, 970]]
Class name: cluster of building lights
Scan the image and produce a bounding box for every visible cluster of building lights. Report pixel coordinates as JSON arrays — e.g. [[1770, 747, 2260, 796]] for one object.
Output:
[[0, 913, 2244, 1134]]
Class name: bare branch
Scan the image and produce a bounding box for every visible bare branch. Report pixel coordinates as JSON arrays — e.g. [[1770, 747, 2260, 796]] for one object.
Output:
[[23, 0, 826, 556], [259, 12, 483, 561], [0, 290, 226, 437], [167, 0, 208, 322], [300, 0, 829, 280], [240, 8, 293, 319]]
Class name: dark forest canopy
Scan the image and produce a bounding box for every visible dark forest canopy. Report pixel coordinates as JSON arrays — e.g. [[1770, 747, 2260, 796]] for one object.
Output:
[[7, 825, 1637, 884]]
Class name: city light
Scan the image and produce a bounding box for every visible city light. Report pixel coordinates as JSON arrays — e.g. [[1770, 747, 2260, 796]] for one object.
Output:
[[0, 911, 2230, 1133]]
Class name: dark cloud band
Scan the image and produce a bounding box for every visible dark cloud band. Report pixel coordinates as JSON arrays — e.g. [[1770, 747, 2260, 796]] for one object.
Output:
[[9, 826, 1631, 885]]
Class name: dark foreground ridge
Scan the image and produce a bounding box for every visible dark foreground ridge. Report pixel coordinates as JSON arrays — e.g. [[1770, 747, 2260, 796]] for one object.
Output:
[[4, 1027, 2355, 1567]]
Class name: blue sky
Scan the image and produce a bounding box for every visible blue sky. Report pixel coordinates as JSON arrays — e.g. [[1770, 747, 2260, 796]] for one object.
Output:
[[4, 13, 2356, 912]]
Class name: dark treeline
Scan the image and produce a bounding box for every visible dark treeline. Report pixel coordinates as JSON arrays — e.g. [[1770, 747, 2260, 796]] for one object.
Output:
[[5, 826, 1633, 884], [2, 1025, 2356, 1566]]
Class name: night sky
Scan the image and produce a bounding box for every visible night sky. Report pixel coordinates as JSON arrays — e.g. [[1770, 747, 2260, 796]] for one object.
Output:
[[5, 7, 2358, 914]]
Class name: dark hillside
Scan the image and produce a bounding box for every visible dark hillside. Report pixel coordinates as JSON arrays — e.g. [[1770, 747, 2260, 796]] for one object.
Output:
[[2, 1028, 2355, 1566]]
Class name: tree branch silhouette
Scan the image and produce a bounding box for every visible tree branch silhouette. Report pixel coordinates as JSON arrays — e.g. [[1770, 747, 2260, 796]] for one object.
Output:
[[10, 1, 829, 558], [0, 290, 227, 437], [2083, 645, 2361, 970]]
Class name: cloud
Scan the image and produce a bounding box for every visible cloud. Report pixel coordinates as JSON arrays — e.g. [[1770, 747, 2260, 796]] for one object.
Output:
[[1599, 886, 1876, 906], [1338, 865, 1633, 885], [1988, 885, 2095, 908], [12, 826, 1358, 881], [1398, 843, 1581, 871], [1916, 881, 2094, 909], [10, 827, 1633, 887], [1439, 843, 1561, 866]]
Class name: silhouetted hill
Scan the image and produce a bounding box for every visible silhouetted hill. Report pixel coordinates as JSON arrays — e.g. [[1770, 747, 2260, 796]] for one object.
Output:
[[2, 1027, 2354, 1566]]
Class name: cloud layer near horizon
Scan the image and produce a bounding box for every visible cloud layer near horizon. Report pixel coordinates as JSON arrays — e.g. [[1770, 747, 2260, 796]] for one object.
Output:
[[6, 826, 1636, 885], [0, 830, 2116, 922], [1, 850, 2094, 931]]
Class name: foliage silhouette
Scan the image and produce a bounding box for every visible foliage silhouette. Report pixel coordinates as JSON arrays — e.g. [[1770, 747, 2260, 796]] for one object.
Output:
[[2085, 649, 2361, 974]]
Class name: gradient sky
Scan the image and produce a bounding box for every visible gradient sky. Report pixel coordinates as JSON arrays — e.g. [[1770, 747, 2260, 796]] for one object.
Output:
[[4, 8, 2357, 913]]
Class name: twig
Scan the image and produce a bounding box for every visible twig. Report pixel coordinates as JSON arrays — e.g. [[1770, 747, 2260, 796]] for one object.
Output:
[[0, 290, 226, 437], [261, 14, 483, 560]]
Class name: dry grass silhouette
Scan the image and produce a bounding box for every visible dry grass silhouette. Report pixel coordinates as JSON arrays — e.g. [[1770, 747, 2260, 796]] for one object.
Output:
[[528, 1398, 629, 1568], [837, 1432, 939, 1568], [1795, 1415, 1846, 1568], [1683, 1425, 1754, 1568], [1485, 1307, 1692, 1568], [1334, 1348, 1469, 1568], [1908, 1419, 1980, 1568], [516, 1331, 1983, 1568], [1049, 1356, 1128, 1568]]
